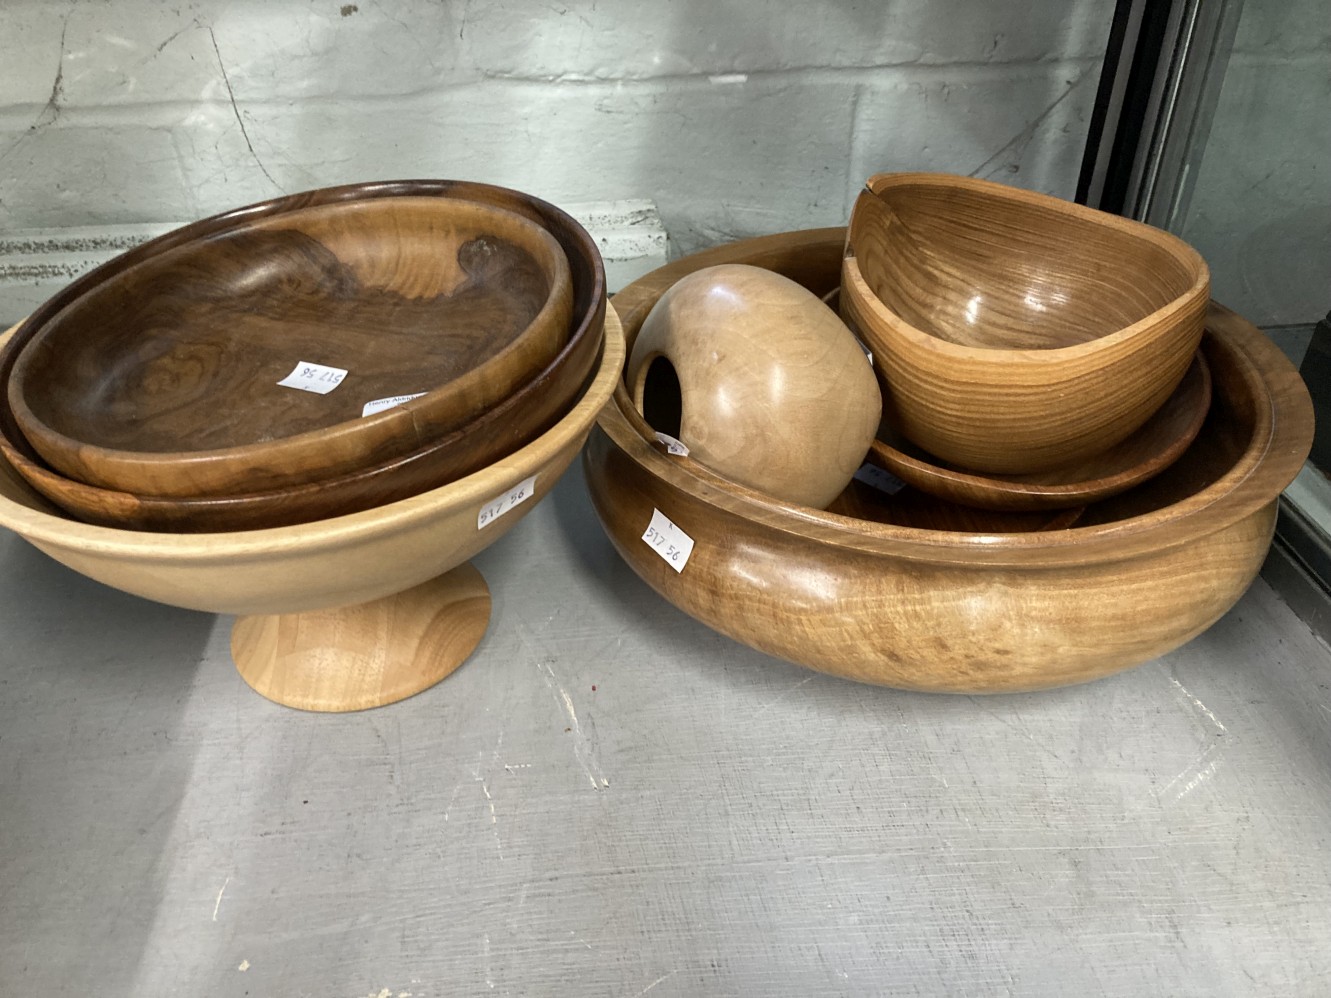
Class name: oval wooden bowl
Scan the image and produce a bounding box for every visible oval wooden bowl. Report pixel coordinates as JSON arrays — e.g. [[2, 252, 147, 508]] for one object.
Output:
[[0, 307, 621, 613], [843, 172, 1211, 475], [5, 182, 578, 497], [0, 188, 606, 531], [866, 351, 1214, 512], [626, 263, 880, 509], [586, 229, 1311, 693]]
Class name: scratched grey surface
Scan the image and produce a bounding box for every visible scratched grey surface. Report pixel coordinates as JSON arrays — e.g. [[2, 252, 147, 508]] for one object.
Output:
[[2, 466, 1330, 998]]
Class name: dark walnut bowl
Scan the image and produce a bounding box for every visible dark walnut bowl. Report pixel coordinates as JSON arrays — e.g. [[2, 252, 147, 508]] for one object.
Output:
[[842, 172, 1211, 475], [585, 229, 1311, 694], [5, 181, 586, 498]]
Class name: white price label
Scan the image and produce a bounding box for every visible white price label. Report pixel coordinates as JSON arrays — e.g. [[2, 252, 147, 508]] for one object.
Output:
[[477, 475, 538, 529], [653, 431, 689, 457], [854, 463, 906, 495], [641, 507, 694, 574], [277, 361, 348, 395], [361, 392, 426, 417]]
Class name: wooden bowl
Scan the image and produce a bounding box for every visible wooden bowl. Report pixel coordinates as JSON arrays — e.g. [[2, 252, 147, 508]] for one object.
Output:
[[5, 182, 576, 497], [842, 172, 1211, 475], [0, 185, 607, 531], [625, 263, 880, 508], [585, 229, 1311, 693], [866, 351, 1213, 512], [0, 305, 624, 711]]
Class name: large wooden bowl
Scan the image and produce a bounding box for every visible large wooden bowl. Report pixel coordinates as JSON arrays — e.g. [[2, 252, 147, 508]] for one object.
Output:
[[586, 230, 1311, 693], [842, 173, 1211, 475], [5, 182, 577, 497], [0, 185, 606, 531], [0, 307, 625, 710]]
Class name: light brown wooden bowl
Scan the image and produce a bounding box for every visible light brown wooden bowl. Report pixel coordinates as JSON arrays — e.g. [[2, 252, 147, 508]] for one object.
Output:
[[866, 351, 1213, 512], [5, 182, 576, 497], [585, 229, 1311, 694], [0, 185, 607, 532], [0, 310, 621, 614], [843, 172, 1211, 475]]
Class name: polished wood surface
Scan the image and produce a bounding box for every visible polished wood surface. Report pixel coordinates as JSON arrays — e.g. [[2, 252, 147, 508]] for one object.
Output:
[[866, 352, 1213, 511], [825, 479, 1085, 531], [0, 303, 622, 617], [626, 263, 879, 508], [4, 184, 577, 497], [587, 230, 1311, 693], [843, 172, 1211, 474], [231, 564, 491, 711]]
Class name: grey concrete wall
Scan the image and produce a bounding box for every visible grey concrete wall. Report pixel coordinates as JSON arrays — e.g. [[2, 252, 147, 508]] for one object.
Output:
[[0, 0, 1114, 253]]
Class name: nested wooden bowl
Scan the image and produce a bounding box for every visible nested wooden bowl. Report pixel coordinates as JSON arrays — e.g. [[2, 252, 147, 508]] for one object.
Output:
[[866, 352, 1213, 512], [585, 229, 1311, 693], [0, 183, 607, 531], [0, 305, 623, 711], [626, 263, 880, 509], [842, 172, 1211, 475], [5, 181, 578, 498]]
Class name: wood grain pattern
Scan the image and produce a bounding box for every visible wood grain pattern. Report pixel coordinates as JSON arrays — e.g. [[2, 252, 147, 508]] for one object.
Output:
[[4, 184, 578, 497], [231, 563, 491, 711], [587, 229, 1311, 692], [843, 173, 1211, 474], [0, 301, 624, 618], [626, 263, 880, 508], [866, 352, 1213, 511]]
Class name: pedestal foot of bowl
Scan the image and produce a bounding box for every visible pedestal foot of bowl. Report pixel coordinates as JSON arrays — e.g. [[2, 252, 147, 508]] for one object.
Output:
[[230, 563, 492, 711]]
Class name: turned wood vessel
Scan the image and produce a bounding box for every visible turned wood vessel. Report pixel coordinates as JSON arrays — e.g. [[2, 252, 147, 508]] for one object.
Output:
[[626, 263, 880, 508], [5, 182, 578, 497], [587, 229, 1311, 693], [0, 307, 624, 710], [843, 173, 1211, 474], [866, 352, 1213, 512]]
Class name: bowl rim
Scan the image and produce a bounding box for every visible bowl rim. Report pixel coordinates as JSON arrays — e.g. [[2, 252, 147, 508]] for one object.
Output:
[[0, 302, 624, 558], [0, 181, 595, 494], [604, 228, 1311, 569], [845, 171, 1211, 365]]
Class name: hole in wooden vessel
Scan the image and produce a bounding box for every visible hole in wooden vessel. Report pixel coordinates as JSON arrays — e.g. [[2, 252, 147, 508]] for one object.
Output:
[[637, 355, 683, 439]]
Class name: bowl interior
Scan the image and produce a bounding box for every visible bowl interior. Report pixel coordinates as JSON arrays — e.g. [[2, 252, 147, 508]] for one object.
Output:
[[850, 175, 1204, 350], [13, 196, 568, 455]]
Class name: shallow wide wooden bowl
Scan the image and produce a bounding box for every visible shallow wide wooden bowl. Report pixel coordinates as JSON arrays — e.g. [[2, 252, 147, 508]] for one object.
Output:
[[626, 263, 880, 509], [866, 351, 1213, 512], [843, 172, 1211, 474], [0, 305, 624, 618], [5, 182, 578, 497], [586, 229, 1310, 693], [0, 187, 606, 531]]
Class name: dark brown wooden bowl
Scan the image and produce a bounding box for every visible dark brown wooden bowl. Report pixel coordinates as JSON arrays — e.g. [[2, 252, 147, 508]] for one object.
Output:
[[5, 182, 580, 498], [866, 351, 1213, 512], [584, 228, 1313, 693], [0, 182, 607, 530]]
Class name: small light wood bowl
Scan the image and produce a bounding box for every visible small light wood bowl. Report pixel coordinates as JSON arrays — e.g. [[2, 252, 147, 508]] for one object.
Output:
[[0, 307, 624, 711], [866, 351, 1213, 512], [5, 182, 576, 497], [842, 172, 1211, 475], [0, 185, 607, 531], [625, 263, 880, 509], [585, 229, 1311, 693]]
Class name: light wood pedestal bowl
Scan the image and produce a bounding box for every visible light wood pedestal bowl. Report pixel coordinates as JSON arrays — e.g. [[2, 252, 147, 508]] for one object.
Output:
[[586, 230, 1312, 693], [0, 308, 624, 711]]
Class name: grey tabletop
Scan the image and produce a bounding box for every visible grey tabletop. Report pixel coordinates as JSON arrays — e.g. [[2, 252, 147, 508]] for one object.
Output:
[[2, 466, 1330, 997]]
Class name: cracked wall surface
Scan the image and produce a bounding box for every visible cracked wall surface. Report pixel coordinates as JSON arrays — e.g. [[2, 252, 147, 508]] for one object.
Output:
[[0, 0, 1114, 254]]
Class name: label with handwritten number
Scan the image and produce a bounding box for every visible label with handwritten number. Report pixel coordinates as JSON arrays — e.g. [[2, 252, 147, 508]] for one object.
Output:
[[361, 392, 426, 417], [654, 431, 690, 457], [277, 361, 348, 395], [641, 507, 694, 574], [477, 475, 538, 529], [854, 463, 906, 495]]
